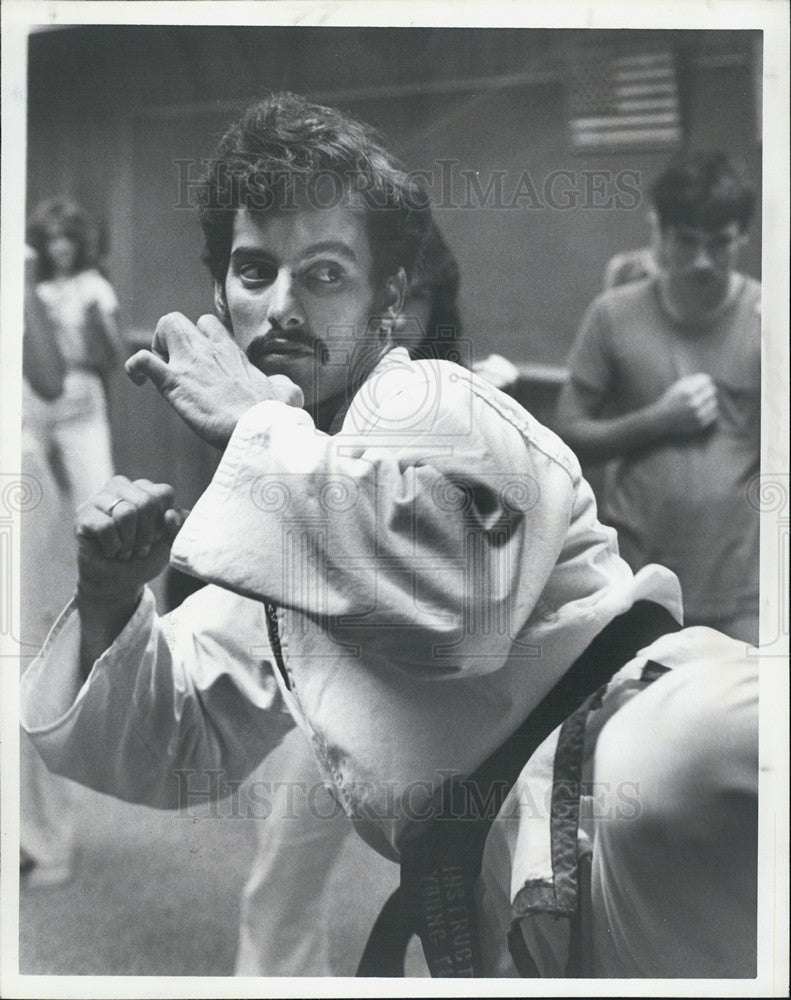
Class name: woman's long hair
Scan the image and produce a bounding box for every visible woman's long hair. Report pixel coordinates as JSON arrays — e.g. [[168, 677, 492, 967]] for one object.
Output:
[[26, 198, 96, 281]]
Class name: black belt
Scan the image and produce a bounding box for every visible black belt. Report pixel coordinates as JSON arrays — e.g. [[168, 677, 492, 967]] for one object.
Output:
[[357, 599, 681, 977]]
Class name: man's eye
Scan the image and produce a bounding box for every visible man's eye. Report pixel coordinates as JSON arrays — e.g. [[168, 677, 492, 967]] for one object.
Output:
[[239, 262, 276, 284], [307, 263, 343, 285]]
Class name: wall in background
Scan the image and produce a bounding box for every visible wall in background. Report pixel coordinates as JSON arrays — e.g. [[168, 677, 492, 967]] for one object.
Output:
[[26, 25, 762, 500]]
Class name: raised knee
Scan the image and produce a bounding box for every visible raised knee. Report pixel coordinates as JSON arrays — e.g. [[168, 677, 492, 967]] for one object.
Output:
[[594, 657, 758, 838]]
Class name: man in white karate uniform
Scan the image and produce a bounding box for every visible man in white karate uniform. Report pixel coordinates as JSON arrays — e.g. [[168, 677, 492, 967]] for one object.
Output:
[[21, 93, 758, 978]]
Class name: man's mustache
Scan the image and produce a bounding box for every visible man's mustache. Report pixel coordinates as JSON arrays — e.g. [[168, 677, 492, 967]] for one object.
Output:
[[246, 329, 328, 365], [686, 267, 719, 281]]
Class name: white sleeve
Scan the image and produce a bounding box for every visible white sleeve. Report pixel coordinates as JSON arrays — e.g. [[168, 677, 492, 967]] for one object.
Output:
[[20, 585, 294, 809], [84, 270, 119, 318], [171, 371, 578, 675]]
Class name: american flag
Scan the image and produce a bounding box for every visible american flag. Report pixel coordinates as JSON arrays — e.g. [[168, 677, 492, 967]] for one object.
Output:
[[568, 47, 682, 152]]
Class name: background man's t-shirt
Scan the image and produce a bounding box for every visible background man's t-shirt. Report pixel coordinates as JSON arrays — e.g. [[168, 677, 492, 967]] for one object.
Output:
[[567, 274, 760, 620]]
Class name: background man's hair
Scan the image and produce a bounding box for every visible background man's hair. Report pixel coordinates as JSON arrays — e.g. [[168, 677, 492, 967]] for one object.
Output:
[[406, 222, 465, 365], [199, 92, 432, 291], [649, 152, 756, 233], [26, 198, 95, 280]]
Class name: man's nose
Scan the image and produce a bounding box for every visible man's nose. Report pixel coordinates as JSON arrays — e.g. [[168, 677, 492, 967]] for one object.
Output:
[[266, 271, 305, 329], [692, 243, 715, 270]]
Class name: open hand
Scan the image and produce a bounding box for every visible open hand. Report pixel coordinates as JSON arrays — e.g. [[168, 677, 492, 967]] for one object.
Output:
[[125, 313, 304, 448]]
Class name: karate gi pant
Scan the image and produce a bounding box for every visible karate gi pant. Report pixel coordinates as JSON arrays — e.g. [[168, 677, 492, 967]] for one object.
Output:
[[235, 727, 402, 976]]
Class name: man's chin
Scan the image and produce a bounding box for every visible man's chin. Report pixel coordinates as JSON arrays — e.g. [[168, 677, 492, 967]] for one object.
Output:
[[678, 273, 728, 302]]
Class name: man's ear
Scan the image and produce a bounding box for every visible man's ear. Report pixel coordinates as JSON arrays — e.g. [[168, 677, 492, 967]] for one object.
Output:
[[382, 267, 407, 321], [214, 281, 231, 328], [646, 209, 666, 267], [647, 208, 664, 245]]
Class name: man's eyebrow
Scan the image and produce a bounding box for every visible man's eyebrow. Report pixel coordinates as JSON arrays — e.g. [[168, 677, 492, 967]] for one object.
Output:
[[230, 241, 358, 263], [299, 241, 358, 262], [230, 246, 276, 261]]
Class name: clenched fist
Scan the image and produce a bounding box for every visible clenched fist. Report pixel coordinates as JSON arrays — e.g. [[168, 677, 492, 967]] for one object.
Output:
[[76, 476, 188, 606], [652, 373, 719, 436]]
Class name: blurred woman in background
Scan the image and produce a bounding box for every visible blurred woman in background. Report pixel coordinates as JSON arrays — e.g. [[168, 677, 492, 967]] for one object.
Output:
[[20, 244, 79, 888], [26, 199, 124, 508], [393, 222, 521, 392], [392, 221, 464, 364]]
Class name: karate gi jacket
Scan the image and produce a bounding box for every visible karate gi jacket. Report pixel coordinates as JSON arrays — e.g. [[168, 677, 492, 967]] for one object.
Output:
[[22, 347, 681, 865]]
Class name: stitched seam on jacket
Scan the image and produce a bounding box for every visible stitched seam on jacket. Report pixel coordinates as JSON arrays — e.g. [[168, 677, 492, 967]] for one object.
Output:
[[466, 376, 578, 486]]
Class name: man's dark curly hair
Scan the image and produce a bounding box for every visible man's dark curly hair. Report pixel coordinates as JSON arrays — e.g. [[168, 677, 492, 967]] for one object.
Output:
[[26, 198, 95, 281], [649, 152, 756, 233], [199, 92, 432, 294], [406, 222, 465, 365]]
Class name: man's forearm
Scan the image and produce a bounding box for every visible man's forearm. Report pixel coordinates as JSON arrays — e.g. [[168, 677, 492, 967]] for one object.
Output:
[[558, 404, 666, 464], [76, 589, 142, 682]]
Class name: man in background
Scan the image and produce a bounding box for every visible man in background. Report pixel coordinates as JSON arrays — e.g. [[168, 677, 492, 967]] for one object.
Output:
[[557, 153, 760, 644]]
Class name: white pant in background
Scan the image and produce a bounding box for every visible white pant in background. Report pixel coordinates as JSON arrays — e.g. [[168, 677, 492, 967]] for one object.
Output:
[[235, 726, 401, 976], [43, 369, 115, 508], [19, 417, 79, 878]]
